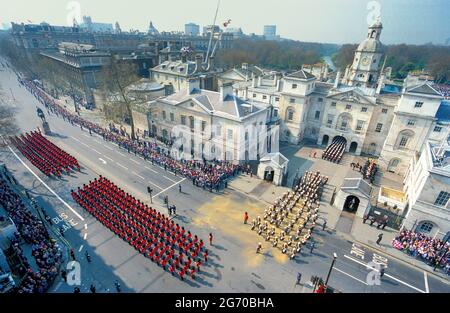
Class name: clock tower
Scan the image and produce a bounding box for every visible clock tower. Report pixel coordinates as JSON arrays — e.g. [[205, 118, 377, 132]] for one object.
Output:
[[345, 20, 384, 88]]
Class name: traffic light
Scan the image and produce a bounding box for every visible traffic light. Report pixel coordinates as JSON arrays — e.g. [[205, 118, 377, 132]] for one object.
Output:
[[147, 187, 153, 194]]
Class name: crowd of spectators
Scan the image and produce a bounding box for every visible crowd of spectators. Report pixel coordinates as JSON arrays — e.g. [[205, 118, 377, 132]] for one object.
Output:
[[392, 229, 450, 273], [0, 165, 63, 292]]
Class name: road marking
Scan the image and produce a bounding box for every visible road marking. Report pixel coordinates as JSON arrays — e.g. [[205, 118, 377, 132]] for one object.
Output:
[[91, 148, 102, 155], [103, 144, 113, 151], [132, 171, 145, 180], [148, 180, 164, 190], [78, 245, 84, 252], [71, 136, 80, 142], [83, 233, 87, 240], [82, 134, 90, 138], [334, 267, 368, 285], [5, 145, 85, 221], [163, 175, 177, 183], [52, 281, 62, 292], [116, 162, 128, 170], [153, 178, 187, 198], [344, 255, 426, 293], [103, 155, 114, 162], [130, 159, 140, 165], [80, 142, 90, 148], [116, 151, 125, 157], [84, 224, 88, 230], [99, 158, 107, 165], [424, 272, 430, 293], [350, 243, 365, 260], [145, 166, 158, 174]]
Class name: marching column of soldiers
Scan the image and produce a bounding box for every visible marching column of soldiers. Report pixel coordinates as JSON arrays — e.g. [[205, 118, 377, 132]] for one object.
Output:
[[251, 171, 328, 260]]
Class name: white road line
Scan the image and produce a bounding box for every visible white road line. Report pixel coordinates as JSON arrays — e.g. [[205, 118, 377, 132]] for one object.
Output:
[[148, 180, 164, 190], [424, 272, 430, 293], [144, 166, 158, 174], [153, 178, 187, 198], [93, 139, 102, 144], [132, 171, 145, 180], [52, 281, 62, 292], [163, 175, 177, 183], [80, 142, 90, 148], [116, 162, 128, 170], [130, 159, 140, 165], [78, 245, 84, 252], [344, 255, 426, 293], [6, 145, 85, 221], [83, 233, 87, 240], [103, 155, 114, 162], [71, 136, 80, 142], [84, 224, 88, 230], [103, 144, 113, 151], [91, 148, 102, 155], [82, 134, 90, 138], [116, 151, 125, 157], [334, 267, 368, 285]]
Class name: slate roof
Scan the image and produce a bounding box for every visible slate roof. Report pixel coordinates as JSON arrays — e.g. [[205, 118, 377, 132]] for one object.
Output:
[[286, 69, 316, 80], [406, 83, 443, 97]]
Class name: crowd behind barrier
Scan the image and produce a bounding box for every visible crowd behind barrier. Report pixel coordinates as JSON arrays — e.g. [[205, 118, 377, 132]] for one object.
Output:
[[71, 176, 210, 281], [362, 159, 378, 184], [19, 78, 245, 191], [11, 131, 80, 178], [392, 229, 450, 273], [252, 171, 328, 260], [322, 137, 346, 164], [0, 165, 63, 293]]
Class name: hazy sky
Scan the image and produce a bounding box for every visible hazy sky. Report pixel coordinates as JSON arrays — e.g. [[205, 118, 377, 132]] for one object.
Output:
[[1, 0, 449, 45]]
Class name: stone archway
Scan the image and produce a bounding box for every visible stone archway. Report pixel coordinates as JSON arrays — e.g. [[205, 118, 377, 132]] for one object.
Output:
[[322, 134, 329, 146], [264, 166, 275, 182], [343, 195, 360, 214], [349, 141, 358, 153]]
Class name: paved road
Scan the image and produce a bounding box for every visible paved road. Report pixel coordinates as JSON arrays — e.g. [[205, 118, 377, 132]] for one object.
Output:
[[1, 59, 449, 293]]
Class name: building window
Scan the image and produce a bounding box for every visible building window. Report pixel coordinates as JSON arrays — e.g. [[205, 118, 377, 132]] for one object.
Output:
[[262, 95, 267, 100], [356, 120, 364, 131], [327, 114, 334, 126], [290, 98, 295, 104], [227, 129, 233, 140], [253, 93, 257, 98], [375, 123, 383, 132], [434, 126, 442, 132], [361, 107, 367, 112], [201, 121, 207, 132], [331, 102, 337, 107], [345, 104, 352, 110], [314, 111, 320, 120], [292, 84, 297, 89], [287, 109, 294, 121], [434, 191, 450, 207], [318, 97, 323, 102], [181, 115, 186, 125], [275, 97, 280, 102], [273, 109, 278, 117], [162, 111, 167, 120], [189, 116, 195, 129], [399, 136, 409, 147], [414, 101, 423, 108], [382, 108, 388, 114], [170, 113, 174, 122], [407, 120, 416, 126], [418, 222, 434, 234]]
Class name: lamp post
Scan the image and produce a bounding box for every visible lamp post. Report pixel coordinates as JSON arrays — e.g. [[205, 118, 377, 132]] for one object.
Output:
[[325, 253, 338, 286]]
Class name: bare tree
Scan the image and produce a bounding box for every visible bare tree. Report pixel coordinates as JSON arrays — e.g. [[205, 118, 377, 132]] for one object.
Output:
[[98, 56, 140, 140], [0, 86, 19, 138]]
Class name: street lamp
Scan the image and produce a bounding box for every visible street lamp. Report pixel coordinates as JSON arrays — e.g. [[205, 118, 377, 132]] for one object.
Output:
[[325, 253, 338, 286]]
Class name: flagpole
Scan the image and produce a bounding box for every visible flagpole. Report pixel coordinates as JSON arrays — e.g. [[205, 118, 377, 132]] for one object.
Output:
[[205, 0, 221, 63]]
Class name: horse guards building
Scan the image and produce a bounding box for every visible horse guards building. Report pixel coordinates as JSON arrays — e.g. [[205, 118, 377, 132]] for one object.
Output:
[[141, 21, 449, 239]]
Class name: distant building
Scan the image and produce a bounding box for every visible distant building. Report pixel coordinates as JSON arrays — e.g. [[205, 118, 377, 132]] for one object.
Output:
[[148, 21, 160, 36], [203, 25, 221, 36], [150, 54, 221, 92], [263, 25, 280, 41], [224, 27, 244, 39], [80, 16, 114, 33], [185, 23, 200, 36], [302, 63, 330, 82]]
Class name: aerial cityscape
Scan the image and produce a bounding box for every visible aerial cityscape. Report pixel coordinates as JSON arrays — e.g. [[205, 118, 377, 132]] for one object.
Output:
[[0, 0, 449, 303]]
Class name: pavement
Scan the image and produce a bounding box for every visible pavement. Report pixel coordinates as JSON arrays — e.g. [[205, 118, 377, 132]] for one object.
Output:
[[1, 59, 449, 293]]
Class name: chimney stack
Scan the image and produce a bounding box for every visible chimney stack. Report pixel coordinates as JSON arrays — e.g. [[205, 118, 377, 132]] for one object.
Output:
[[187, 78, 200, 94], [194, 54, 203, 74], [252, 76, 257, 88], [220, 82, 233, 101], [334, 70, 341, 88]]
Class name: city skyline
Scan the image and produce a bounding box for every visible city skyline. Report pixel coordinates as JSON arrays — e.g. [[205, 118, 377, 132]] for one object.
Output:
[[1, 0, 449, 45]]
